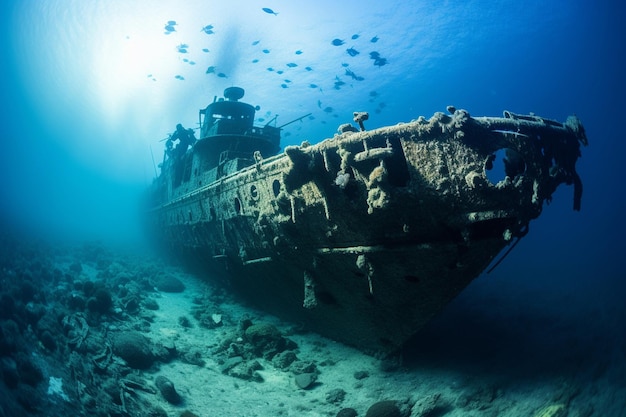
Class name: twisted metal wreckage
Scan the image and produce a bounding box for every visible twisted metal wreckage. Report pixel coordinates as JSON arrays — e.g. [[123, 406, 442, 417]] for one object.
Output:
[[146, 87, 587, 354]]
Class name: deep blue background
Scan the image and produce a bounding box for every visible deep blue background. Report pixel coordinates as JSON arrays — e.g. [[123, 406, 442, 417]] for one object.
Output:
[[0, 1, 624, 408]]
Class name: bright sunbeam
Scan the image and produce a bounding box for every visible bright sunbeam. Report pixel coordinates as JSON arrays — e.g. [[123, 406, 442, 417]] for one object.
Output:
[[94, 27, 180, 129]]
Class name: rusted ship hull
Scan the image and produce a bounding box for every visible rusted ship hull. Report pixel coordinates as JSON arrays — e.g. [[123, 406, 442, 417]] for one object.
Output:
[[147, 105, 586, 354]]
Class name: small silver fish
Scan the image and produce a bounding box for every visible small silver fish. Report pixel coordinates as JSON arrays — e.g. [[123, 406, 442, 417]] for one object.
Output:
[[262, 7, 278, 15]]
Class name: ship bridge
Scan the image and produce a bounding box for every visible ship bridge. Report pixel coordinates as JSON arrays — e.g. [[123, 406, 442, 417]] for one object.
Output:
[[200, 87, 256, 137], [196, 87, 280, 173]]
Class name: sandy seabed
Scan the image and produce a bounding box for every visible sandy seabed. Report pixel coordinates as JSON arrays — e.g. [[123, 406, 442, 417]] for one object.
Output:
[[0, 237, 624, 417]]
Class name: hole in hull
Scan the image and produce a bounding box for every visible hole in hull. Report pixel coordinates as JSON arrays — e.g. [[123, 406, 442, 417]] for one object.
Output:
[[485, 148, 526, 185]]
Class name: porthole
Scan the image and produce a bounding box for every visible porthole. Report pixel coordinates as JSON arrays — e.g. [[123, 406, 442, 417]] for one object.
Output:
[[272, 179, 281, 197], [234, 197, 242, 214], [250, 184, 259, 200]]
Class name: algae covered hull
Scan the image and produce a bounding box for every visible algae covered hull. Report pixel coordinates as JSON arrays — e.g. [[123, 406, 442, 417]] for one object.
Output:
[[147, 88, 587, 353]]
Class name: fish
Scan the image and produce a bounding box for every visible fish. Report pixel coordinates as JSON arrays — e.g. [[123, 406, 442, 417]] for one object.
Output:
[[323, 106, 334, 113], [286, 63, 298, 68], [346, 47, 359, 57], [252, 59, 259, 63], [262, 49, 270, 54], [201, 25, 214, 34], [370, 36, 379, 43], [280, 83, 288, 89], [351, 34, 359, 40], [304, 66, 313, 71], [202, 48, 210, 53], [262, 7, 278, 15], [369, 51, 388, 67], [373, 57, 388, 67], [252, 40, 260, 46], [333, 80, 346, 90], [309, 84, 318, 88], [205, 66, 216, 74], [177, 44, 188, 53], [175, 75, 184, 80], [164, 21, 177, 34], [267, 67, 274, 72], [345, 68, 364, 81], [217, 72, 228, 78], [331, 38, 345, 46], [295, 50, 303, 55], [276, 70, 284, 74], [283, 79, 292, 83]]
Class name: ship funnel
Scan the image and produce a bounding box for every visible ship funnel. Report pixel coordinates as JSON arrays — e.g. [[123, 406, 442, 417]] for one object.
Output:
[[224, 87, 245, 101]]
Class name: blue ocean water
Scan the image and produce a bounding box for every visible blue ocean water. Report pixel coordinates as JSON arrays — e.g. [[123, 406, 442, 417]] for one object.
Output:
[[1, 0, 624, 414]]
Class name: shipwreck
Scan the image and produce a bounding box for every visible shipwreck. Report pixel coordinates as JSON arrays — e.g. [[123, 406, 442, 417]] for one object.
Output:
[[146, 87, 587, 354]]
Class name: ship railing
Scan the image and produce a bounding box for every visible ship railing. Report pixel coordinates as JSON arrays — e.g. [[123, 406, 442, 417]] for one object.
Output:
[[161, 151, 287, 208]]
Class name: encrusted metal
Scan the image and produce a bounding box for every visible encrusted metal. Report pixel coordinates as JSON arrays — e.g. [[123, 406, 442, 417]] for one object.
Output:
[[146, 88, 587, 354]]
